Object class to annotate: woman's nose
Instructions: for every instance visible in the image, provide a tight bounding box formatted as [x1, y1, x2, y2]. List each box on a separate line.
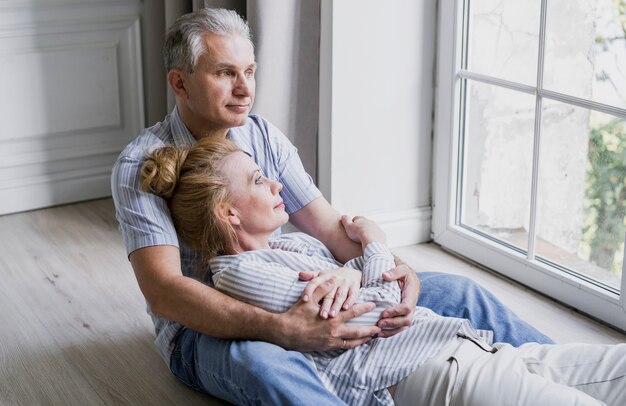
[272, 179, 283, 194]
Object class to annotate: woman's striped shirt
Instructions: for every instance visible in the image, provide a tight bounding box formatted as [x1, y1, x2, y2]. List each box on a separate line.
[210, 232, 493, 406]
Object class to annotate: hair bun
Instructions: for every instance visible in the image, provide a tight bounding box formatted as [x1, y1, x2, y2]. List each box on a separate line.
[141, 146, 189, 199]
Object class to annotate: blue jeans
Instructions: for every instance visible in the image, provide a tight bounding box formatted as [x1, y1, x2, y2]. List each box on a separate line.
[170, 272, 553, 405]
[170, 331, 345, 405]
[416, 272, 553, 346]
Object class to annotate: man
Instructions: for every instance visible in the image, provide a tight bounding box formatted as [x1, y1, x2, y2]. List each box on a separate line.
[112, 8, 552, 405]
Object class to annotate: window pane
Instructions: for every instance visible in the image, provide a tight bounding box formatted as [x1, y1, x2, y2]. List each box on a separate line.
[544, 0, 626, 110]
[467, 0, 541, 85]
[460, 80, 536, 251]
[536, 100, 625, 290]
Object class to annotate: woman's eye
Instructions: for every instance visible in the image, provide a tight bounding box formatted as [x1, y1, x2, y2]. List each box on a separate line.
[255, 176, 263, 185]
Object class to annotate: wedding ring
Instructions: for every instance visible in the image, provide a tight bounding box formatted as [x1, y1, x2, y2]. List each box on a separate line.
[342, 339, 346, 349]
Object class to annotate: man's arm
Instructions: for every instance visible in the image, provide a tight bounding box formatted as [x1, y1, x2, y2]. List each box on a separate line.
[289, 197, 362, 263]
[130, 245, 380, 351]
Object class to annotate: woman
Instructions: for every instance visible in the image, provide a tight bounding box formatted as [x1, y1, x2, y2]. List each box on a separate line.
[142, 137, 626, 406]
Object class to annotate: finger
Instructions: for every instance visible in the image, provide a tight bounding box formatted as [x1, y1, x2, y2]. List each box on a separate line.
[298, 270, 320, 282]
[377, 315, 412, 331]
[382, 266, 420, 309]
[376, 326, 410, 338]
[337, 324, 381, 341]
[342, 285, 359, 310]
[382, 265, 410, 282]
[380, 302, 412, 320]
[342, 336, 376, 350]
[340, 214, 351, 225]
[379, 298, 415, 330]
[302, 273, 334, 302]
[310, 277, 338, 305]
[338, 301, 376, 322]
[329, 286, 348, 317]
[319, 287, 337, 319]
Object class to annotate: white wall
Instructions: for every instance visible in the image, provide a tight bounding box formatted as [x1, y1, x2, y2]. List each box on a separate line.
[319, 0, 437, 247]
[0, 0, 144, 215]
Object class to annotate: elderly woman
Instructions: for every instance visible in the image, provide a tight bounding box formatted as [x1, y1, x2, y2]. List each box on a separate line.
[142, 137, 625, 406]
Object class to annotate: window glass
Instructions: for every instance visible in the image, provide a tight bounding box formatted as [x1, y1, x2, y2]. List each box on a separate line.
[543, 0, 626, 109]
[460, 80, 536, 252]
[467, 0, 541, 85]
[536, 102, 625, 289]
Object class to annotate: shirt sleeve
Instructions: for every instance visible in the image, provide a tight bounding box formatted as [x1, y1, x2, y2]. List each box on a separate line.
[210, 240, 399, 327]
[212, 257, 307, 313]
[344, 243, 400, 327]
[110, 138, 179, 256]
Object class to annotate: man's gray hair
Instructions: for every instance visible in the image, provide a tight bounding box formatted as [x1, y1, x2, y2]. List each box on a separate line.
[163, 8, 252, 73]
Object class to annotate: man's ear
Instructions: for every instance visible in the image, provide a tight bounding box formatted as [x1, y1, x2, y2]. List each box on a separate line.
[167, 69, 188, 99]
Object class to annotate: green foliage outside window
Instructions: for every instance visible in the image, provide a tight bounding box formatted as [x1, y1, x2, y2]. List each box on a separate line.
[580, 0, 626, 276]
[582, 119, 626, 273]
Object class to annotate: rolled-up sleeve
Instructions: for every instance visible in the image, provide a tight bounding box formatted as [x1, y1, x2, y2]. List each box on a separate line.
[110, 138, 179, 256]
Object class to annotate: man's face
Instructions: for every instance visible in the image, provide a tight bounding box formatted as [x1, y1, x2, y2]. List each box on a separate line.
[181, 33, 256, 135]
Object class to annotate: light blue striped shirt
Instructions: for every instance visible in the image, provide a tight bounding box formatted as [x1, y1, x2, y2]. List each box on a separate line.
[111, 107, 322, 362]
[210, 232, 493, 406]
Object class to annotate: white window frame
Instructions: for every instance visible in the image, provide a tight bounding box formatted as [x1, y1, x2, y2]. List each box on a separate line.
[432, 0, 626, 331]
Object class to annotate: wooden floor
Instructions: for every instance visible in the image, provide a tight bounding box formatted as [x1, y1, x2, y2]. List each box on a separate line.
[1, 199, 624, 405]
[0, 199, 220, 405]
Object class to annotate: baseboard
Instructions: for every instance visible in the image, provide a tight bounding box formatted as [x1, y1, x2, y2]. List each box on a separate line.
[0, 172, 112, 215]
[368, 207, 432, 248]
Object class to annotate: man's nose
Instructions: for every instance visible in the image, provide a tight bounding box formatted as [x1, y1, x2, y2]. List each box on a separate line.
[234, 73, 253, 96]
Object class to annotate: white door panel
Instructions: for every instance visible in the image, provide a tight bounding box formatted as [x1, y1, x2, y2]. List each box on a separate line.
[0, 1, 144, 215]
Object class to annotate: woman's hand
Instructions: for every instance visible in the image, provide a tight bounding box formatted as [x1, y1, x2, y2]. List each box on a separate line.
[340, 215, 386, 246]
[377, 263, 420, 337]
[299, 267, 361, 318]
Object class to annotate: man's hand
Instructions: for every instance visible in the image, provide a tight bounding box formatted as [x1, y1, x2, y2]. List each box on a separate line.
[377, 263, 420, 337]
[340, 215, 386, 246]
[274, 279, 381, 352]
[299, 267, 361, 319]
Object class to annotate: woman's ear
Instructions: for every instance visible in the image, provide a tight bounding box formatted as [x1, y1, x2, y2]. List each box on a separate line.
[227, 207, 241, 226]
[214, 203, 240, 226]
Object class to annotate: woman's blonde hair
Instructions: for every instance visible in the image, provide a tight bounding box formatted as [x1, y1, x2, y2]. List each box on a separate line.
[141, 137, 241, 272]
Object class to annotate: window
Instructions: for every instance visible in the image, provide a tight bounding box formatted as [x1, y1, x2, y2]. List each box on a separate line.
[433, 0, 626, 330]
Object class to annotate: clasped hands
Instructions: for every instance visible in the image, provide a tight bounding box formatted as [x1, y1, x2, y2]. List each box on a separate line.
[279, 214, 419, 352]
[292, 263, 418, 351]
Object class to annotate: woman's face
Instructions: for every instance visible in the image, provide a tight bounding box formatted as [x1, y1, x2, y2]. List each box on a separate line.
[220, 151, 289, 235]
